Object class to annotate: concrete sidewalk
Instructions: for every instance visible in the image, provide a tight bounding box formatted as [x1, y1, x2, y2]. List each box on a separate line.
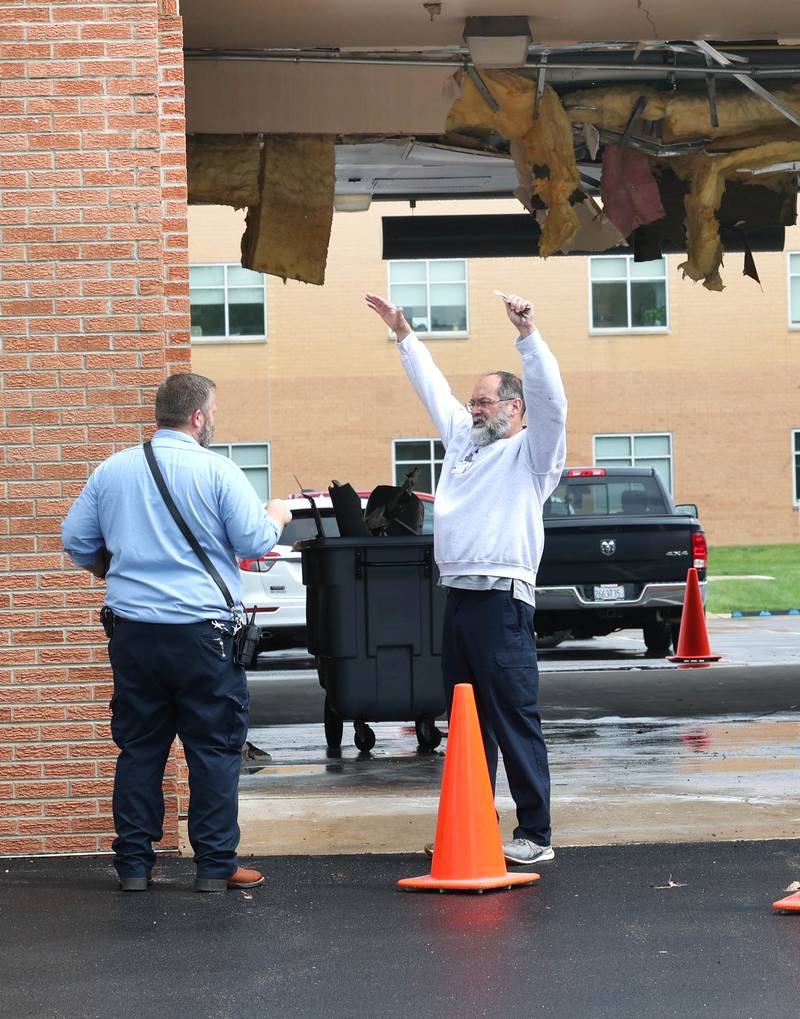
[2, 840, 799, 1018]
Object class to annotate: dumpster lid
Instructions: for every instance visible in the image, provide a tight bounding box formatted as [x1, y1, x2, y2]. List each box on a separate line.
[328, 481, 371, 537]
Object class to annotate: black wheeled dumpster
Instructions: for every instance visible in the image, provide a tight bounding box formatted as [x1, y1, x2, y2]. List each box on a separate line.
[300, 534, 447, 753]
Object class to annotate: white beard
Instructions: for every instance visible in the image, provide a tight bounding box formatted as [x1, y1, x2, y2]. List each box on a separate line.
[470, 410, 511, 447]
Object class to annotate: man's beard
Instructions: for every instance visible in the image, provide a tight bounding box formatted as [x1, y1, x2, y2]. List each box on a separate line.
[198, 420, 215, 448]
[470, 410, 511, 447]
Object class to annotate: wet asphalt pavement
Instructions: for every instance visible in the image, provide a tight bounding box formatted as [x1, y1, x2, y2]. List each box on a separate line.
[3, 842, 800, 1019]
[247, 616, 800, 725]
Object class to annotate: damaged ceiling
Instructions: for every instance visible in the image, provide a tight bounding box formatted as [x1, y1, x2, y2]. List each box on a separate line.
[181, 1, 800, 289]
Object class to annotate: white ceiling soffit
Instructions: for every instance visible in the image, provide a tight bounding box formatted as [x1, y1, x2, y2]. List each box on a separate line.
[181, 0, 800, 50]
[183, 1, 800, 136]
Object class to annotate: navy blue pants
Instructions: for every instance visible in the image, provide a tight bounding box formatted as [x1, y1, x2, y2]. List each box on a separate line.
[441, 588, 551, 845]
[108, 619, 248, 879]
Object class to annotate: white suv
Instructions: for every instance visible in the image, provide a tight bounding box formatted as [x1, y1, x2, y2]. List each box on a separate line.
[240, 490, 434, 654]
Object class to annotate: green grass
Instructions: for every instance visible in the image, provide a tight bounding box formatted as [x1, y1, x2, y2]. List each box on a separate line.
[705, 544, 800, 613]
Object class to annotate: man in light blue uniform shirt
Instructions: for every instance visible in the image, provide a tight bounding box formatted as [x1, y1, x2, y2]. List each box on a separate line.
[62, 372, 291, 892]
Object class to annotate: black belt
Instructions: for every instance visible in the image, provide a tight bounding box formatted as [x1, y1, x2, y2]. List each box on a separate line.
[112, 615, 227, 627]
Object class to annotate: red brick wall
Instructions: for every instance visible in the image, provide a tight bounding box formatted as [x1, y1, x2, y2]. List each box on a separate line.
[0, 0, 190, 855]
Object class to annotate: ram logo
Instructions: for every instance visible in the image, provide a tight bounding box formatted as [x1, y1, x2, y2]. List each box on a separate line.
[600, 539, 616, 556]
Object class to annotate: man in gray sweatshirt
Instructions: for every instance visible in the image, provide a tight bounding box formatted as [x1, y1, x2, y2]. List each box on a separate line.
[366, 291, 567, 865]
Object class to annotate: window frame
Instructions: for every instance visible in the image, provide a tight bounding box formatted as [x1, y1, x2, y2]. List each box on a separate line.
[588, 255, 670, 335]
[387, 258, 469, 338]
[189, 262, 268, 343]
[793, 430, 800, 504]
[592, 431, 674, 494]
[209, 441, 271, 500]
[392, 437, 446, 494]
[788, 252, 800, 330]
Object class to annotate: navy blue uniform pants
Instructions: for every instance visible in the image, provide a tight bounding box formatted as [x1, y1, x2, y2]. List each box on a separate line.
[441, 588, 551, 845]
[108, 619, 247, 879]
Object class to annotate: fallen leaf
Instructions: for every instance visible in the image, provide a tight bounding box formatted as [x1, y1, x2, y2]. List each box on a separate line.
[652, 874, 687, 890]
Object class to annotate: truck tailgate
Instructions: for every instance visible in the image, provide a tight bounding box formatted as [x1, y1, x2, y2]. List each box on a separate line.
[538, 516, 696, 586]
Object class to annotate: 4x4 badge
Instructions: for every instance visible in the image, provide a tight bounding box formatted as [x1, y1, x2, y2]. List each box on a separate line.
[600, 539, 616, 556]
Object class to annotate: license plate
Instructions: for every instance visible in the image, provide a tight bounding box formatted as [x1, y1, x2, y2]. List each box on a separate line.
[594, 584, 625, 601]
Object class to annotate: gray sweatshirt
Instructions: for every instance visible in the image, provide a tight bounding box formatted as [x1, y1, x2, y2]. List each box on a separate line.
[398, 329, 567, 593]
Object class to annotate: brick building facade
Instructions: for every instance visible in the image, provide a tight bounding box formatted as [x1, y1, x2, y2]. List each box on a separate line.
[1, 1, 189, 855]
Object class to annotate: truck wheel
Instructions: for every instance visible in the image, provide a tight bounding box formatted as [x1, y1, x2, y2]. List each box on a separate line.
[671, 622, 681, 652]
[643, 618, 673, 656]
[415, 716, 442, 752]
[354, 720, 376, 754]
[323, 696, 343, 751]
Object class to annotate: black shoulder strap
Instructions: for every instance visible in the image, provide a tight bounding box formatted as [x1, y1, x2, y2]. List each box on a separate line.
[142, 440, 236, 613]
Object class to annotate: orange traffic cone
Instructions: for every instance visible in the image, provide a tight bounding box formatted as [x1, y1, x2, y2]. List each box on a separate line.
[398, 683, 540, 893]
[772, 891, 800, 911]
[668, 567, 722, 663]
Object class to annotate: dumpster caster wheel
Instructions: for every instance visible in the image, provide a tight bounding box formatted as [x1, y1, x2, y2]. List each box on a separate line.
[324, 696, 343, 751]
[415, 717, 442, 752]
[354, 721, 375, 754]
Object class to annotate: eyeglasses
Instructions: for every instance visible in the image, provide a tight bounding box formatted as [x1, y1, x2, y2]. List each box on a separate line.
[465, 397, 515, 411]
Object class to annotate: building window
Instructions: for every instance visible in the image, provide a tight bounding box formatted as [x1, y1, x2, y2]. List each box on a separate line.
[793, 431, 800, 503]
[388, 259, 468, 336]
[594, 433, 673, 493]
[789, 253, 800, 328]
[393, 439, 445, 494]
[189, 263, 267, 341]
[589, 256, 668, 332]
[210, 443, 270, 500]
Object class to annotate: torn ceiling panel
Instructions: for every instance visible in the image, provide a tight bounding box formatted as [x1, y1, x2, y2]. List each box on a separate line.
[184, 39, 800, 290]
[555, 80, 800, 288]
[446, 71, 581, 255]
[243, 135, 335, 286]
[440, 64, 800, 289]
[186, 135, 261, 207]
[187, 134, 335, 286]
[670, 141, 800, 290]
[560, 83, 800, 144]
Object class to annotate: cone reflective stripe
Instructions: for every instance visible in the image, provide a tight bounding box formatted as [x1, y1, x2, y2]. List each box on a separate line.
[772, 891, 800, 911]
[398, 683, 540, 892]
[668, 567, 722, 664]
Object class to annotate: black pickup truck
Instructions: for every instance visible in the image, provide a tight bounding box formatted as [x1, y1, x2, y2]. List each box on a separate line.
[535, 467, 707, 654]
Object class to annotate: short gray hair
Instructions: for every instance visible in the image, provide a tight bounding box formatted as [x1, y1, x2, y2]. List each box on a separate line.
[489, 370, 526, 415]
[155, 372, 216, 428]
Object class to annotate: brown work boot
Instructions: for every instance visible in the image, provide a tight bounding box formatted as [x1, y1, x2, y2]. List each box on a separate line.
[227, 866, 264, 889]
[194, 866, 264, 893]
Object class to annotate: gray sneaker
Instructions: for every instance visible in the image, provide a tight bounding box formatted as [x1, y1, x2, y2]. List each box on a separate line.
[502, 839, 555, 865]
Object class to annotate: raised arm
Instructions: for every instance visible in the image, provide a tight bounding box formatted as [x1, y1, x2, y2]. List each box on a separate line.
[502, 294, 568, 480]
[518, 332, 567, 477]
[365, 293, 470, 447]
